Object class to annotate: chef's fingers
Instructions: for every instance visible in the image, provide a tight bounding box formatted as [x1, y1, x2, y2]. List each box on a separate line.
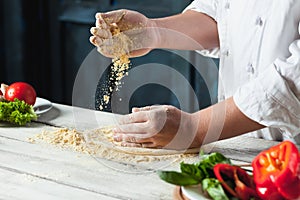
[118, 111, 149, 124]
[99, 10, 127, 25]
[120, 142, 155, 148]
[90, 36, 111, 48]
[113, 133, 150, 143]
[140, 143, 158, 148]
[132, 106, 151, 113]
[95, 17, 109, 29]
[96, 46, 115, 58]
[89, 36, 96, 46]
[89, 36, 103, 46]
[132, 105, 162, 113]
[90, 27, 112, 39]
[121, 142, 142, 148]
[114, 122, 149, 133]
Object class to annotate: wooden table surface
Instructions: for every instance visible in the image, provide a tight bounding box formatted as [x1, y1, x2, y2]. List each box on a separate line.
[0, 103, 296, 200]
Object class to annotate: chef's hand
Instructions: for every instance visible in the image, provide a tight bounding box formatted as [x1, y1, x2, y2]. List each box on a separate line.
[90, 9, 159, 58]
[113, 105, 202, 150]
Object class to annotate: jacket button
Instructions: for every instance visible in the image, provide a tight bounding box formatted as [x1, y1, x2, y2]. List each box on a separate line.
[225, 2, 230, 9]
[246, 63, 254, 73]
[223, 49, 230, 57]
[255, 17, 264, 26]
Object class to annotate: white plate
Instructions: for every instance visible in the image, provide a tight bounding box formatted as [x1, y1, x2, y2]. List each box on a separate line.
[181, 185, 210, 200]
[33, 97, 53, 114]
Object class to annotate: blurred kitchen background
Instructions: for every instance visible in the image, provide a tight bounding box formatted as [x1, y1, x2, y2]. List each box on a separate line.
[0, 0, 219, 113]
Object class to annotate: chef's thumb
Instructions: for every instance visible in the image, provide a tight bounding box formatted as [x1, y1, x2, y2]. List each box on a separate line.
[132, 107, 140, 113]
[96, 9, 127, 25]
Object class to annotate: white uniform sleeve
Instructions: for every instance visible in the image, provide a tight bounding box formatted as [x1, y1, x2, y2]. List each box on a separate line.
[233, 22, 300, 137]
[183, 0, 220, 58]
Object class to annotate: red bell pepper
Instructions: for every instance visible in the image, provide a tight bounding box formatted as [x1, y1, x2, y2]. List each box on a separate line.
[213, 163, 260, 200]
[252, 141, 300, 200]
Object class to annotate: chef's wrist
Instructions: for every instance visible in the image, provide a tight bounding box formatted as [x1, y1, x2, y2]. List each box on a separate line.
[148, 18, 163, 49]
[188, 112, 206, 147]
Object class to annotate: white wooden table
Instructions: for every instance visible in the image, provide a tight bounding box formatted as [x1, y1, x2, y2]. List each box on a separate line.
[0, 103, 294, 200]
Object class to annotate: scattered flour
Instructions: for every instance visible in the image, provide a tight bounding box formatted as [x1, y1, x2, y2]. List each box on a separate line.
[28, 127, 197, 164]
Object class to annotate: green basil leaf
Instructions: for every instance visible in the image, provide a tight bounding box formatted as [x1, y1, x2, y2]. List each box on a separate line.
[196, 152, 231, 178]
[202, 178, 230, 200]
[157, 171, 200, 186]
[158, 152, 232, 189]
[199, 152, 231, 167]
[180, 162, 205, 180]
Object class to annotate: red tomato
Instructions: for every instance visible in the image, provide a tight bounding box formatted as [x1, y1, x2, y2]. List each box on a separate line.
[5, 82, 37, 105]
[0, 90, 2, 96]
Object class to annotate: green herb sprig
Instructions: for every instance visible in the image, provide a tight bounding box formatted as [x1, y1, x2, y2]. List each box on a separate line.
[158, 152, 232, 200]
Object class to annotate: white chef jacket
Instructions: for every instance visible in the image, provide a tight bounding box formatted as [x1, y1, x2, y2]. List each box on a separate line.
[184, 0, 300, 144]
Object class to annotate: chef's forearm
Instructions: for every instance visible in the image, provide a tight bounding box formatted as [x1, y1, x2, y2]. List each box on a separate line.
[193, 97, 265, 144]
[152, 10, 219, 50]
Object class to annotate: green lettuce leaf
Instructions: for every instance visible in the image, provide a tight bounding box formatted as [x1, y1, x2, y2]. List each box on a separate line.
[0, 99, 37, 125]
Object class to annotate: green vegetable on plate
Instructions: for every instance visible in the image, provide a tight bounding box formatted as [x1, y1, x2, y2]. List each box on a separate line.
[0, 99, 37, 125]
[158, 152, 231, 186]
[157, 152, 243, 200]
[202, 178, 230, 200]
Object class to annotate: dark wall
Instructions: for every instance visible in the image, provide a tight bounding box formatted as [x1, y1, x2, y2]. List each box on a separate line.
[1, 0, 103, 104]
[1, 0, 59, 101]
[1, 0, 217, 112]
[0, 0, 4, 81]
[22, 1, 52, 99]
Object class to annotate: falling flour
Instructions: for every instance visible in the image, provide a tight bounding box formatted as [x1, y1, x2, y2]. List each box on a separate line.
[98, 23, 132, 111]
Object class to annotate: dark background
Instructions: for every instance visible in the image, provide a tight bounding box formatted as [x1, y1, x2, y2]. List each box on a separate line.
[0, 0, 218, 113]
